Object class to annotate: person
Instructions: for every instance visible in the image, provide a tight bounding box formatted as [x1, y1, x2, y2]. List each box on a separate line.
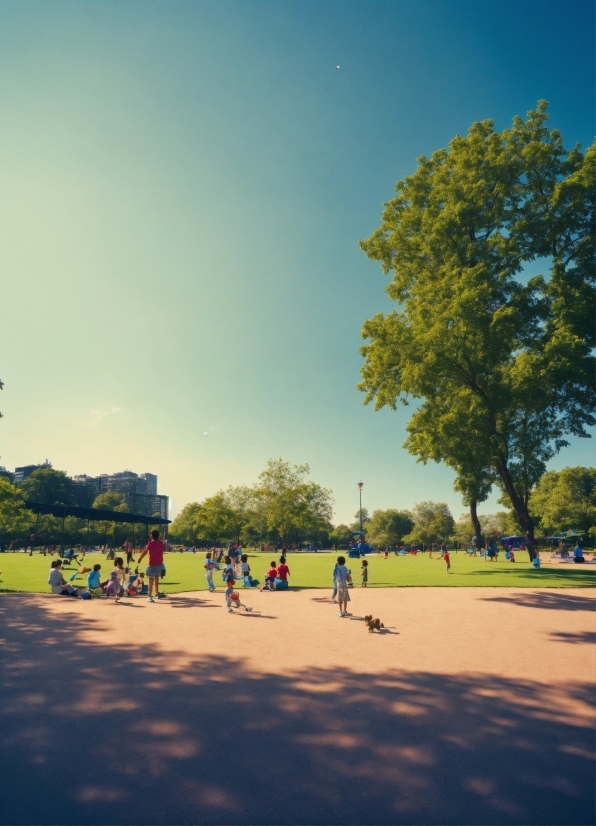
[487, 540, 497, 562]
[443, 549, 451, 572]
[47, 560, 79, 596]
[240, 554, 253, 587]
[221, 555, 234, 584]
[204, 551, 218, 591]
[334, 556, 351, 617]
[361, 559, 368, 587]
[224, 577, 253, 614]
[383, 549, 389, 559]
[105, 557, 126, 602]
[509, 549, 515, 562]
[123, 540, 134, 566]
[276, 557, 290, 584]
[346, 568, 354, 587]
[260, 561, 277, 591]
[573, 543, 585, 563]
[87, 563, 107, 595]
[137, 530, 166, 603]
[331, 560, 339, 601]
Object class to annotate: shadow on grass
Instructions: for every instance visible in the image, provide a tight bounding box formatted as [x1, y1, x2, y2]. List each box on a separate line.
[459, 567, 596, 586]
[0, 599, 593, 826]
[481, 592, 595, 612]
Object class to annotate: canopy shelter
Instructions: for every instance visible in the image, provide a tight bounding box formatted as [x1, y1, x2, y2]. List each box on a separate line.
[25, 501, 170, 553]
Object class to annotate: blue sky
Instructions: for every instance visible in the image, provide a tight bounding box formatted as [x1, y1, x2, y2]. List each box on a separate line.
[1, 0, 594, 521]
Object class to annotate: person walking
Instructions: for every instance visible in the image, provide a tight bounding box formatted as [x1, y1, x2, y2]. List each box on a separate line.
[137, 530, 165, 603]
[334, 556, 351, 617]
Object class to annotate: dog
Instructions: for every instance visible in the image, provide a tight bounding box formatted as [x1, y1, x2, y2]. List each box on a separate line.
[364, 614, 385, 632]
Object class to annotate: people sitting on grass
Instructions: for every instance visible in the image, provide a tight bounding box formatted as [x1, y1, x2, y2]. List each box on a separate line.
[47, 559, 79, 597]
[261, 560, 277, 591]
[87, 563, 108, 595]
[276, 557, 290, 589]
[104, 557, 125, 602]
[573, 543, 585, 564]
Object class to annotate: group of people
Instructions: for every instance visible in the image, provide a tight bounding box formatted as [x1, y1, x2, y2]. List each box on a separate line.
[47, 530, 168, 603]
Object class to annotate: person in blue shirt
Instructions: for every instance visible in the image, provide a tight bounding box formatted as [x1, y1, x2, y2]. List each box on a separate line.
[87, 563, 108, 594]
[573, 544, 585, 563]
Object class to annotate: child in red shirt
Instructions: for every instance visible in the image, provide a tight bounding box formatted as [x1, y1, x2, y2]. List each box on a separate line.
[443, 550, 451, 572]
[260, 561, 277, 591]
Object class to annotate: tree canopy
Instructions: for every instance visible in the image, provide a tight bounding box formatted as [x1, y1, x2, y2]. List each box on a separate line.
[367, 509, 414, 546]
[92, 492, 129, 512]
[359, 102, 595, 556]
[530, 467, 596, 539]
[22, 467, 75, 505]
[404, 501, 455, 547]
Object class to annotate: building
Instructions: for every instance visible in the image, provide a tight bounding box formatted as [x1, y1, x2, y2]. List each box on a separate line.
[14, 461, 51, 485]
[72, 469, 168, 519]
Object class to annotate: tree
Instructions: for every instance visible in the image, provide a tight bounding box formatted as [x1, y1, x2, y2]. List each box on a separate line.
[225, 485, 255, 543]
[329, 524, 353, 547]
[22, 468, 74, 505]
[359, 103, 595, 558]
[193, 492, 236, 547]
[92, 492, 129, 546]
[405, 501, 455, 548]
[253, 459, 333, 547]
[0, 478, 34, 549]
[92, 492, 129, 512]
[530, 467, 596, 537]
[367, 509, 414, 547]
[169, 502, 203, 544]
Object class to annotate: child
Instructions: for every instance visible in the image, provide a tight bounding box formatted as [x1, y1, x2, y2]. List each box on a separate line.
[384, 549, 389, 559]
[224, 577, 253, 613]
[260, 561, 277, 591]
[240, 554, 251, 586]
[334, 556, 351, 617]
[222, 556, 234, 584]
[509, 549, 515, 563]
[105, 557, 125, 602]
[361, 559, 368, 587]
[87, 563, 107, 596]
[346, 568, 354, 587]
[443, 550, 451, 572]
[331, 560, 339, 601]
[204, 551, 218, 592]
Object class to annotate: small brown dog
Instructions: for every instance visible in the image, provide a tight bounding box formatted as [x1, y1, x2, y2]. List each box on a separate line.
[364, 614, 384, 632]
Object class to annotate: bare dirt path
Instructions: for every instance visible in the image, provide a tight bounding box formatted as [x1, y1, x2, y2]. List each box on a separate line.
[0, 587, 594, 825]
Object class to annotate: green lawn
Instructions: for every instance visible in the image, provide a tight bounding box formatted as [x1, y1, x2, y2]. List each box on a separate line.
[1, 549, 595, 593]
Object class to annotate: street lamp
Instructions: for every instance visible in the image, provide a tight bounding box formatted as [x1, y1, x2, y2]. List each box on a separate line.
[358, 481, 363, 534]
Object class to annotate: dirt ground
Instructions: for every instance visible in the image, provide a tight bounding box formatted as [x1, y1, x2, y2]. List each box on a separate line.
[0, 587, 594, 825]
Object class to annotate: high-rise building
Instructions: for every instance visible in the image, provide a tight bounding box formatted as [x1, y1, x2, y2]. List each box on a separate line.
[71, 469, 168, 518]
[14, 461, 51, 485]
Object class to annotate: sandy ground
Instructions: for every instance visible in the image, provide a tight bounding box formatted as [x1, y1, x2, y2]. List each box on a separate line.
[0, 587, 594, 825]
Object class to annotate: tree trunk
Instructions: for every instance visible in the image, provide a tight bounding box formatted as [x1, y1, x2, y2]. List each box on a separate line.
[496, 459, 536, 560]
[469, 499, 484, 549]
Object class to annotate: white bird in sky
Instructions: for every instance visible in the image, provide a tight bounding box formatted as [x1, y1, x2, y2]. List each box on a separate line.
[335, 65, 340, 69]
[203, 431, 208, 437]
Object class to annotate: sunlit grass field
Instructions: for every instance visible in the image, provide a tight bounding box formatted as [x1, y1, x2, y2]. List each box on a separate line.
[1, 549, 594, 593]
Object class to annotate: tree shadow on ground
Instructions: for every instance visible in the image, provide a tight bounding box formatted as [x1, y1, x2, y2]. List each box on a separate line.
[481, 592, 596, 612]
[550, 630, 596, 644]
[0, 599, 593, 826]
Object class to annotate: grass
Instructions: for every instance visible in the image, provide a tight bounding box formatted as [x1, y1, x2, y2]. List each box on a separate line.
[1, 549, 595, 593]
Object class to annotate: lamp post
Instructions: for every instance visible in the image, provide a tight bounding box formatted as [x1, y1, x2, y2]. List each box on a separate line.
[358, 481, 363, 534]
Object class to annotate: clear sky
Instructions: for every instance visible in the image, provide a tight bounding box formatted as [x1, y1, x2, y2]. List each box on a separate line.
[1, 0, 594, 522]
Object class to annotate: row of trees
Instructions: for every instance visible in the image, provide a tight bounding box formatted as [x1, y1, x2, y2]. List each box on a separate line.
[359, 102, 595, 557]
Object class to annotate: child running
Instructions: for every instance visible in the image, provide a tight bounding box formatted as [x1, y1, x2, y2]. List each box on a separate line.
[443, 549, 451, 572]
[361, 559, 368, 587]
[334, 556, 351, 617]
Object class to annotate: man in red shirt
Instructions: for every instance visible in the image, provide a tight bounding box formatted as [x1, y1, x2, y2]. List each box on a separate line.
[137, 529, 166, 603]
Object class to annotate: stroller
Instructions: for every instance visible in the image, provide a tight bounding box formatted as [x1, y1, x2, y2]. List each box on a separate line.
[61, 548, 81, 566]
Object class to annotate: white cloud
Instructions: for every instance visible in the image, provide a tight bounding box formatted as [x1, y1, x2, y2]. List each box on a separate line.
[90, 406, 121, 421]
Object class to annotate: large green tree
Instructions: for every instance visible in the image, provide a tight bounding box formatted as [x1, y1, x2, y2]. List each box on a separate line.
[359, 103, 595, 558]
[253, 459, 333, 547]
[405, 501, 455, 548]
[22, 468, 75, 505]
[367, 509, 414, 547]
[530, 467, 596, 538]
[0, 478, 34, 549]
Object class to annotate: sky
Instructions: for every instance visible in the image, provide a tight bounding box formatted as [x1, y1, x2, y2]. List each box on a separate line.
[1, 0, 594, 523]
